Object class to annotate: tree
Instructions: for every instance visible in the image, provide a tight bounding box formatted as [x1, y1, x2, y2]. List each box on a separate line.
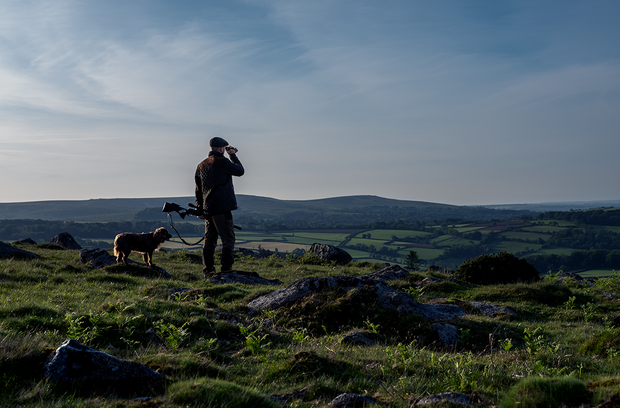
[404, 250, 421, 271]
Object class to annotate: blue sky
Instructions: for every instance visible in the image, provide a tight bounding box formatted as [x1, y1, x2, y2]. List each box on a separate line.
[1, 0, 619, 205]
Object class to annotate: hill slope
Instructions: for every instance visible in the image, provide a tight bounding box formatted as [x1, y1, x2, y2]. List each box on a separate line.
[0, 195, 532, 223]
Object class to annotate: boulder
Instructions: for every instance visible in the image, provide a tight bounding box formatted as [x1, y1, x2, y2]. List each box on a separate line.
[340, 332, 376, 346]
[432, 323, 461, 346]
[469, 301, 518, 318]
[359, 265, 410, 281]
[79, 248, 117, 268]
[13, 238, 37, 245]
[416, 392, 471, 406]
[0, 241, 38, 259]
[209, 271, 282, 286]
[50, 232, 82, 249]
[80, 248, 172, 279]
[329, 392, 378, 407]
[308, 243, 352, 265]
[44, 339, 164, 395]
[247, 275, 466, 320]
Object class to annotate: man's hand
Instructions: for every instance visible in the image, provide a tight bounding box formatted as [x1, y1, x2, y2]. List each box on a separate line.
[225, 146, 238, 155]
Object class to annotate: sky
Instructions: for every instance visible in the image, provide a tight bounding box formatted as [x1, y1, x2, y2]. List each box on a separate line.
[1, 0, 619, 206]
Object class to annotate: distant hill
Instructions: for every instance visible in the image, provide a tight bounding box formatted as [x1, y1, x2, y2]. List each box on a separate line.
[0, 195, 616, 224]
[0, 194, 532, 224]
[480, 200, 620, 212]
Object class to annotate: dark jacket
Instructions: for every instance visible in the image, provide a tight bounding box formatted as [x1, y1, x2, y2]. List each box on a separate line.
[195, 151, 244, 216]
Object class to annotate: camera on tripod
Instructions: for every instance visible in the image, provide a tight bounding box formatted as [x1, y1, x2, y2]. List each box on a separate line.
[162, 202, 204, 219]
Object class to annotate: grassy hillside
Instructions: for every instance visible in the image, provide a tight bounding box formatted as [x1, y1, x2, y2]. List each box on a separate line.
[0, 195, 533, 223]
[3, 245, 620, 406]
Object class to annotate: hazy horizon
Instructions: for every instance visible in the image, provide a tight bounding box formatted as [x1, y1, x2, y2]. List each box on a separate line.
[1, 1, 619, 206]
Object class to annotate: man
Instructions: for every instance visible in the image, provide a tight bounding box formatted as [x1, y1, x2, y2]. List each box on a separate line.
[195, 137, 244, 276]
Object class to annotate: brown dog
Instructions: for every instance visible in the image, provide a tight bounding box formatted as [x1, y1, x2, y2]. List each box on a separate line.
[113, 227, 173, 267]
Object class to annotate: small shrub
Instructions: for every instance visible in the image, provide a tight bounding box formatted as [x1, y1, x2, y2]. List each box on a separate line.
[454, 251, 540, 285]
[500, 376, 592, 408]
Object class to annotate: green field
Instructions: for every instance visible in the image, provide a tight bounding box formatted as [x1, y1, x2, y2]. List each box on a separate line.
[82, 216, 620, 276]
[7, 246, 620, 406]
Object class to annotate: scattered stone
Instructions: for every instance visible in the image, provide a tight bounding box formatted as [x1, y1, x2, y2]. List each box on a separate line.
[329, 392, 378, 407]
[0, 240, 38, 259]
[359, 265, 410, 281]
[13, 238, 37, 245]
[50, 232, 82, 249]
[270, 387, 309, 405]
[556, 272, 598, 286]
[79, 248, 172, 279]
[416, 392, 471, 406]
[372, 284, 466, 320]
[432, 323, 461, 346]
[247, 275, 466, 321]
[168, 287, 193, 296]
[603, 291, 619, 300]
[421, 277, 459, 284]
[80, 248, 117, 268]
[44, 339, 164, 395]
[469, 301, 518, 317]
[209, 271, 282, 286]
[340, 332, 376, 346]
[308, 243, 352, 265]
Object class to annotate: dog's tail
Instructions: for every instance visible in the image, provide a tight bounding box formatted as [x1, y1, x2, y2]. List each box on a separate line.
[113, 236, 120, 257]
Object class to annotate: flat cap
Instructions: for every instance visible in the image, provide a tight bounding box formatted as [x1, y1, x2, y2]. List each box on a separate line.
[210, 137, 229, 148]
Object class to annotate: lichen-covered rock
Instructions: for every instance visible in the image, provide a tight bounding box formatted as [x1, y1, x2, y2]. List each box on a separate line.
[432, 323, 461, 346]
[247, 275, 466, 321]
[80, 248, 117, 268]
[416, 392, 471, 406]
[80, 248, 172, 279]
[209, 271, 281, 286]
[340, 332, 376, 346]
[247, 276, 368, 314]
[44, 339, 164, 395]
[308, 243, 352, 265]
[0, 241, 38, 259]
[50, 232, 82, 249]
[359, 264, 410, 281]
[13, 238, 37, 245]
[469, 301, 518, 317]
[329, 392, 378, 407]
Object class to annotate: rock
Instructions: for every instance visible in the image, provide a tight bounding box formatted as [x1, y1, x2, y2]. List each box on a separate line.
[372, 284, 466, 320]
[416, 392, 471, 406]
[329, 392, 378, 407]
[209, 271, 282, 286]
[340, 332, 376, 346]
[13, 238, 37, 245]
[247, 276, 366, 313]
[308, 243, 352, 265]
[556, 272, 597, 286]
[44, 339, 164, 395]
[247, 275, 466, 321]
[469, 301, 518, 317]
[270, 387, 309, 405]
[80, 248, 172, 279]
[432, 323, 461, 346]
[51, 232, 82, 249]
[359, 265, 410, 281]
[80, 248, 117, 268]
[0, 241, 38, 259]
[603, 291, 619, 300]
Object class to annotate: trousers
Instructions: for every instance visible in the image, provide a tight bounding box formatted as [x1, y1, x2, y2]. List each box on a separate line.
[202, 211, 235, 272]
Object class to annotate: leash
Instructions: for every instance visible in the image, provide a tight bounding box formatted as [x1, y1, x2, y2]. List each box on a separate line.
[167, 213, 205, 246]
